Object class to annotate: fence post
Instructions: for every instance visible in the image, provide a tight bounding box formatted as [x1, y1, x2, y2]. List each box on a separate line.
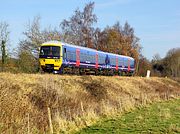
[27, 113, 30, 134]
[146, 70, 151, 78]
[81, 101, 84, 115]
[48, 107, 53, 134]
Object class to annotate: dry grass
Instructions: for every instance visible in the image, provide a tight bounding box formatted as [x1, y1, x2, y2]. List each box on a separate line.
[0, 73, 179, 133]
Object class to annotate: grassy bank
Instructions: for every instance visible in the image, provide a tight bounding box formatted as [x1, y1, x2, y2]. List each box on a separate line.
[0, 73, 179, 133]
[77, 99, 180, 134]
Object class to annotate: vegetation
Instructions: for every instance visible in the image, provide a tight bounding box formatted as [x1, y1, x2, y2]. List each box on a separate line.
[152, 48, 180, 77]
[77, 99, 180, 134]
[0, 22, 10, 72]
[0, 73, 179, 133]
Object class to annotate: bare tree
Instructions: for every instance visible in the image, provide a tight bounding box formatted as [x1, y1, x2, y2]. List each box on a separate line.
[60, 2, 97, 48]
[19, 16, 43, 57]
[152, 48, 180, 77]
[19, 16, 61, 58]
[0, 22, 10, 71]
[152, 53, 161, 62]
[151, 53, 164, 76]
[165, 48, 180, 77]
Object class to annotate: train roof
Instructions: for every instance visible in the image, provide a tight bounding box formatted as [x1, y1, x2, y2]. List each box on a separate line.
[62, 42, 97, 52]
[41, 41, 62, 46]
[41, 40, 134, 60]
[62, 42, 134, 60]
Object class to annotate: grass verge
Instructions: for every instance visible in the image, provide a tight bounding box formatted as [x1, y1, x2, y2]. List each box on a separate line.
[77, 99, 180, 134]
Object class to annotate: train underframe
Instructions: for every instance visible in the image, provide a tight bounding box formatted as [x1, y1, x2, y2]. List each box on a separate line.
[41, 64, 134, 76]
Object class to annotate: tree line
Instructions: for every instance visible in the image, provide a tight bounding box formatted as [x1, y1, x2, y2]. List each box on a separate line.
[0, 2, 179, 77]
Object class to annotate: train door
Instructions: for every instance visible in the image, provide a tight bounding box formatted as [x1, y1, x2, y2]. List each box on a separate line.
[76, 49, 80, 67]
[116, 56, 118, 70]
[128, 58, 130, 71]
[95, 52, 98, 68]
[63, 48, 67, 60]
[105, 54, 110, 68]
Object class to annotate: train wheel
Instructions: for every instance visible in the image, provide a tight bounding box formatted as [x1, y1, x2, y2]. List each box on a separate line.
[80, 68, 86, 75]
[59, 67, 64, 74]
[39, 67, 45, 74]
[118, 71, 122, 76]
[107, 70, 113, 76]
[104, 69, 108, 76]
[73, 67, 80, 75]
[95, 69, 99, 75]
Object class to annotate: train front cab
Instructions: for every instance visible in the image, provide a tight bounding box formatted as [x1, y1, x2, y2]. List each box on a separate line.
[39, 42, 63, 73]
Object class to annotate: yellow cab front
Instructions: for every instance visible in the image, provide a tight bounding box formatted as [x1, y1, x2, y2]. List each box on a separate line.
[39, 42, 63, 72]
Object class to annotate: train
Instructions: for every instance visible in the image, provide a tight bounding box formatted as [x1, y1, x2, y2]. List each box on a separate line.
[39, 41, 135, 75]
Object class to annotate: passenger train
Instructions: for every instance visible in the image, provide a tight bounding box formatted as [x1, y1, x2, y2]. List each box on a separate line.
[39, 41, 135, 75]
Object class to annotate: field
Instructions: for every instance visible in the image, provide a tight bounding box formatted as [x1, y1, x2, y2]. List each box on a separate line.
[77, 99, 180, 134]
[0, 73, 180, 133]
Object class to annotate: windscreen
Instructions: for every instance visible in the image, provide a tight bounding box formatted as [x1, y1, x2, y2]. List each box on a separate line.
[39, 46, 60, 58]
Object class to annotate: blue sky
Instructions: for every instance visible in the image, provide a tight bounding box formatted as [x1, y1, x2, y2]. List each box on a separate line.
[0, 0, 180, 60]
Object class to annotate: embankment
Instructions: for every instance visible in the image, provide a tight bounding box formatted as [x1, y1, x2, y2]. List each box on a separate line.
[0, 73, 179, 133]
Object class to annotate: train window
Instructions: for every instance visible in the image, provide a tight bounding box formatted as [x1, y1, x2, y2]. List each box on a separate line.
[80, 53, 85, 62]
[121, 61, 123, 66]
[91, 55, 95, 63]
[90, 55, 92, 63]
[123, 59, 125, 67]
[86, 55, 89, 61]
[114, 58, 116, 66]
[118, 58, 122, 67]
[102, 56, 105, 64]
[99, 56, 101, 64]
[85, 54, 88, 61]
[89, 55, 92, 63]
[72, 51, 76, 61]
[91, 55, 93, 63]
[92, 54, 96, 63]
[66, 50, 76, 61]
[80, 52, 82, 61]
[130, 60, 134, 68]
[88, 55, 90, 62]
[111, 57, 116, 66]
[84, 53, 86, 62]
[110, 57, 113, 65]
[124, 58, 128, 67]
[93, 55, 95, 63]
[103, 56, 105, 64]
[66, 51, 71, 60]
[40, 46, 60, 58]
[98, 56, 104, 64]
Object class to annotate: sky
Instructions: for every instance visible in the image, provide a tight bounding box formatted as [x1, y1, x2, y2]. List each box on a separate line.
[0, 0, 180, 60]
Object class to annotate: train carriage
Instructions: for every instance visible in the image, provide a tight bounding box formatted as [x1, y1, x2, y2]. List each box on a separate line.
[39, 41, 135, 75]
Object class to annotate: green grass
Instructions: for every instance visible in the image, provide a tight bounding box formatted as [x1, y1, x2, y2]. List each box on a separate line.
[76, 99, 180, 134]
